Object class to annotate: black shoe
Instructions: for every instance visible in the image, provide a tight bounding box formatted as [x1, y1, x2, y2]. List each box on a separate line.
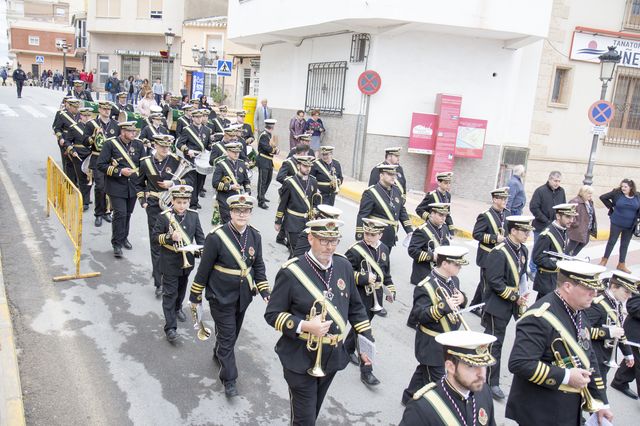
[258, 202, 268, 210]
[176, 309, 187, 322]
[375, 308, 388, 317]
[123, 239, 133, 250]
[113, 246, 123, 258]
[349, 352, 359, 366]
[201, 188, 207, 194]
[103, 214, 112, 223]
[155, 287, 163, 298]
[199, 191, 206, 198]
[490, 385, 505, 400]
[166, 329, 178, 343]
[276, 238, 288, 246]
[94, 216, 103, 227]
[224, 381, 239, 398]
[361, 372, 380, 386]
[471, 308, 483, 318]
[264, 198, 271, 202]
[611, 383, 639, 399]
[83, 205, 89, 211]
[196, 203, 202, 209]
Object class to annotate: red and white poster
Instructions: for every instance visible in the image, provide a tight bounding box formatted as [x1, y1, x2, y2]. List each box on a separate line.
[425, 94, 461, 191]
[408, 113, 438, 154]
[455, 117, 487, 158]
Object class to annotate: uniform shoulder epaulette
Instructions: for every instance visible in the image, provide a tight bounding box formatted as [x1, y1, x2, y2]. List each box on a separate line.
[282, 257, 299, 268]
[593, 295, 605, 304]
[412, 382, 437, 400]
[209, 224, 224, 234]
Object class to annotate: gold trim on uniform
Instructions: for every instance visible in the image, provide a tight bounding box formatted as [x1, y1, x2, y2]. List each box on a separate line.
[275, 312, 292, 332]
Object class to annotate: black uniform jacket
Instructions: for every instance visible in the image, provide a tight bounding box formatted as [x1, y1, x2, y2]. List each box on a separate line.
[533, 223, 567, 296]
[52, 109, 80, 140]
[287, 147, 314, 158]
[585, 292, 633, 365]
[276, 175, 319, 233]
[63, 120, 92, 159]
[356, 183, 413, 248]
[96, 136, 145, 198]
[276, 157, 297, 186]
[238, 123, 253, 141]
[66, 88, 93, 101]
[134, 154, 185, 207]
[624, 293, 640, 344]
[256, 130, 278, 168]
[208, 140, 226, 166]
[110, 102, 133, 120]
[264, 253, 374, 375]
[175, 115, 191, 138]
[139, 123, 169, 144]
[176, 124, 211, 163]
[345, 240, 396, 311]
[416, 188, 454, 230]
[368, 161, 407, 196]
[152, 209, 204, 276]
[190, 223, 270, 310]
[408, 271, 466, 365]
[408, 220, 450, 284]
[310, 159, 343, 196]
[472, 207, 508, 267]
[506, 292, 608, 426]
[212, 158, 251, 203]
[207, 116, 225, 134]
[88, 117, 120, 152]
[483, 239, 528, 321]
[400, 380, 496, 426]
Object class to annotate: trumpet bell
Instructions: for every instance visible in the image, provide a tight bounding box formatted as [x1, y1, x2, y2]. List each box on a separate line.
[197, 326, 212, 341]
[307, 365, 326, 377]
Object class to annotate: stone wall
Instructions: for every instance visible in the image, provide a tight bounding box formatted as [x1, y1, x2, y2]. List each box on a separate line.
[452, 144, 502, 201]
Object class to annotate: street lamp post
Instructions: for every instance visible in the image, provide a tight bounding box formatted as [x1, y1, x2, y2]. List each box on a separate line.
[583, 46, 622, 186]
[191, 45, 218, 98]
[164, 29, 175, 93]
[56, 40, 69, 90]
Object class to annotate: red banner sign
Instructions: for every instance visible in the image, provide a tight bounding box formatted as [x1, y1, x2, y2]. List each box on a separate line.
[455, 117, 487, 158]
[426, 94, 461, 190]
[408, 113, 438, 154]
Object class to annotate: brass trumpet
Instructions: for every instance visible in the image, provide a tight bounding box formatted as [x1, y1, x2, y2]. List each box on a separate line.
[435, 286, 470, 330]
[330, 166, 340, 194]
[190, 304, 212, 341]
[168, 213, 192, 269]
[361, 260, 383, 312]
[269, 133, 280, 155]
[551, 337, 605, 413]
[310, 192, 323, 219]
[306, 294, 329, 377]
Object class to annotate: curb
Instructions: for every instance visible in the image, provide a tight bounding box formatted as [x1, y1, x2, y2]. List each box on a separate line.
[0, 250, 26, 426]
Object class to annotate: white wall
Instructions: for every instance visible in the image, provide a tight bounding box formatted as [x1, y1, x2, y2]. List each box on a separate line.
[87, 0, 184, 37]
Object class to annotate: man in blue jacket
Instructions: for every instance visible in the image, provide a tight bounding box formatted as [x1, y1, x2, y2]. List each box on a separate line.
[506, 165, 526, 216]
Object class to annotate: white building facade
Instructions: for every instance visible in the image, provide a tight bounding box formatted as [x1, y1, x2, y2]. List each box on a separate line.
[228, 0, 553, 198]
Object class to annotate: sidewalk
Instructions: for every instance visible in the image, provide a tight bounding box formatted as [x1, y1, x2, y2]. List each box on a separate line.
[273, 156, 611, 241]
[0, 251, 26, 426]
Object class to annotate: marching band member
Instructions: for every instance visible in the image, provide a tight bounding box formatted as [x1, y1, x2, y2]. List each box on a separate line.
[416, 172, 454, 233]
[52, 97, 81, 183]
[162, 95, 182, 135]
[265, 219, 374, 425]
[176, 109, 211, 209]
[66, 79, 93, 101]
[111, 92, 133, 120]
[208, 125, 228, 166]
[175, 104, 194, 138]
[532, 203, 578, 299]
[400, 330, 497, 426]
[87, 101, 119, 227]
[345, 218, 395, 386]
[135, 134, 185, 297]
[585, 270, 637, 386]
[403, 246, 469, 405]
[152, 185, 204, 342]
[63, 106, 94, 211]
[256, 118, 278, 209]
[288, 134, 315, 157]
[275, 155, 320, 258]
[96, 121, 145, 258]
[235, 110, 254, 144]
[139, 111, 169, 156]
[310, 146, 343, 206]
[189, 194, 270, 397]
[408, 203, 451, 285]
[469, 188, 510, 311]
[482, 215, 533, 400]
[368, 147, 407, 197]
[277, 146, 308, 186]
[356, 164, 413, 254]
[506, 261, 612, 426]
[212, 142, 251, 224]
[292, 204, 342, 258]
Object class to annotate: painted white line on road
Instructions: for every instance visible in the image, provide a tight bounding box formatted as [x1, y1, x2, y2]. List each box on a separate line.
[0, 104, 18, 117]
[43, 106, 59, 114]
[20, 105, 46, 118]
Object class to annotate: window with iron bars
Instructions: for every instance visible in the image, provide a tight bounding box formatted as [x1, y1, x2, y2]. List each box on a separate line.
[605, 66, 640, 148]
[350, 34, 370, 63]
[305, 61, 347, 116]
[623, 0, 640, 30]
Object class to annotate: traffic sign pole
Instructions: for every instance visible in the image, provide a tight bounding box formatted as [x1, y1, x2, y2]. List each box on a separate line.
[583, 84, 612, 186]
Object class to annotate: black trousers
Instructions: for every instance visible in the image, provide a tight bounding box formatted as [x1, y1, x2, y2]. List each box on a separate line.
[319, 191, 335, 206]
[612, 346, 640, 394]
[287, 231, 301, 259]
[218, 196, 231, 224]
[276, 227, 287, 243]
[196, 171, 206, 194]
[257, 167, 273, 203]
[90, 156, 107, 217]
[208, 298, 247, 383]
[162, 273, 190, 332]
[283, 368, 337, 426]
[604, 223, 634, 263]
[470, 267, 486, 306]
[16, 80, 23, 97]
[59, 146, 77, 184]
[483, 313, 509, 387]
[184, 170, 199, 208]
[145, 203, 162, 288]
[345, 307, 375, 374]
[402, 365, 445, 405]
[110, 195, 136, 248]
[71, 156, 91, 206]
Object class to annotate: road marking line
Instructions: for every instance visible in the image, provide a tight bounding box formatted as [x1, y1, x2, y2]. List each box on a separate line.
[20, 105, 46, 118]
[0, 104, 18, 117]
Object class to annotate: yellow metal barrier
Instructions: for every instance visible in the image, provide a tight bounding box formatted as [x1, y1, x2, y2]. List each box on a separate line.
[45, 156, 101, 282]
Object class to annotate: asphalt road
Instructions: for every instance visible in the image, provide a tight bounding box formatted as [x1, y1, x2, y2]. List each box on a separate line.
[1, 86, 639, 425]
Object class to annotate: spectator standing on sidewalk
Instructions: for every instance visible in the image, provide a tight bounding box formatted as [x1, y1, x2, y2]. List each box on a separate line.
[87, 69, 94, 92]
[137, 90, 157, 117]
[125, 76, 135, 104]
[528, 171, 566, 275]
[506, 165, 526, 215]
[106, 71, 121, 102]
[599, 179, 640, 273]
[288, 110, 307, 149]
[566, 185, 597, 256]
[133, 75, 143, 105]
[306, 109, 325, 157]
[12, 64, 27, 98]
[152, 78, 164, 105]
[1, 67, 8, 86]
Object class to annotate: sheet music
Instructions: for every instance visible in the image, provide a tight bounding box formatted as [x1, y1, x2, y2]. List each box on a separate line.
[357, 334, 376, 366]
[585, 413, 613, 426]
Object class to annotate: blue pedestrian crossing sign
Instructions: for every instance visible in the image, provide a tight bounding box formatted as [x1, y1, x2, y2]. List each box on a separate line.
[588, 100, 614, 125]
[216, 60, 232, 77]
[35, 55, 44, 64]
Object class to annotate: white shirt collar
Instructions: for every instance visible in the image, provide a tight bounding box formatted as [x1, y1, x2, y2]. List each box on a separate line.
[306, 250, 332, 270]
